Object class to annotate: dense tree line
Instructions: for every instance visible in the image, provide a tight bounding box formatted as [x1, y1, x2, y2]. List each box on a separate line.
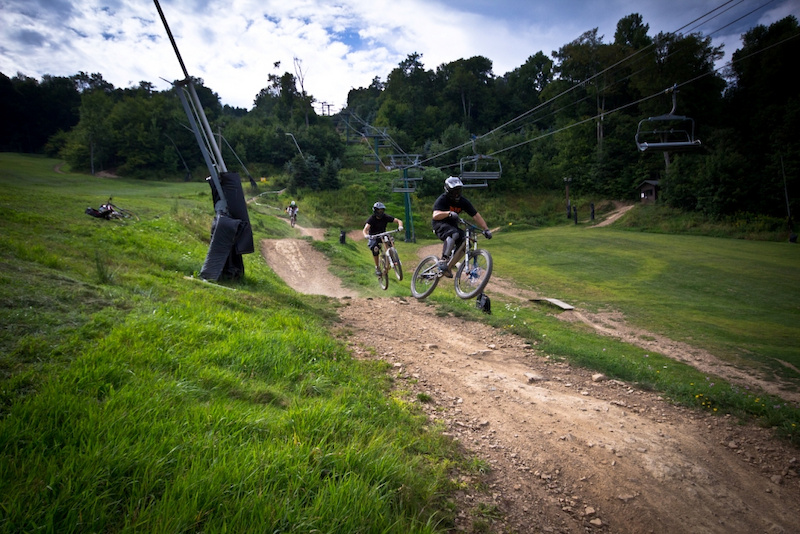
[1, 13, 797, 220]
[349, 14, 798, 220]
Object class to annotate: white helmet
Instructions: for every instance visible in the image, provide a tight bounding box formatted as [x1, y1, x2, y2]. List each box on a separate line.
[444, 176, 463, 200]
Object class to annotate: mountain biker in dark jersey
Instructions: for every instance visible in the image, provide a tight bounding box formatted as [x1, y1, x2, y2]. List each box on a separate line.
[286, 200, 298, 218]
[431, 176, 492, 277]
[363, 202, 403, 276]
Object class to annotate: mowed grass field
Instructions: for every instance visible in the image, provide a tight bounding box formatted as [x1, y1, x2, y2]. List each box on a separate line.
[492, 225, 800, 380]
[1, 153, 798, 533]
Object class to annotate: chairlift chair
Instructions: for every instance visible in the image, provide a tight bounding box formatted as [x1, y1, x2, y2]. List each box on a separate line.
[459, 134, 502, 187]
[635, 85, 701, 153]
[390, 155, 423, 193]
[459, 154, 502, 188]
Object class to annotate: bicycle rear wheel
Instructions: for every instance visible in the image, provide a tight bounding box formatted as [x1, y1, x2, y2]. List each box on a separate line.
[389, 248, 403, 281]
[378, 255, 389, 290]
[454, 249, 492, 299]
[411, 255, 440, 299]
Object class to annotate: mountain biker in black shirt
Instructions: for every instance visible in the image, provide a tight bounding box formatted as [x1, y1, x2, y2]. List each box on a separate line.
[431, 176, 492, 277]
[363, 202, 403, 276]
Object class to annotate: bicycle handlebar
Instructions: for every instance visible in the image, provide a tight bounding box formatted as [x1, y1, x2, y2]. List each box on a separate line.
[371, 229, 401, 238]
[458, 218, 481, 230]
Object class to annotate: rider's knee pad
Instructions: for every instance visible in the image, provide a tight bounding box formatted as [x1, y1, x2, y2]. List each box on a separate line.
[442, 235, 456, 258]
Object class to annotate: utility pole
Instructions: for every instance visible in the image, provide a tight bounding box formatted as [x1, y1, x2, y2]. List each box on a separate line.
[564, 177, 572, 218]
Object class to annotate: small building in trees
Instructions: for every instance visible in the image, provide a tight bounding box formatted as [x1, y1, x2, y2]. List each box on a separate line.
[638, 180, 659, 203]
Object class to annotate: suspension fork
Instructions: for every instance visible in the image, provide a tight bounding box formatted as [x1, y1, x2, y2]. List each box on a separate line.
[383, 237, 394, 269]
[462, 229, 479, 269]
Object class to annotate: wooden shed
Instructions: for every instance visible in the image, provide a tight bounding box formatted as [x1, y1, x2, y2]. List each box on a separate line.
[638, 180, 659, 203]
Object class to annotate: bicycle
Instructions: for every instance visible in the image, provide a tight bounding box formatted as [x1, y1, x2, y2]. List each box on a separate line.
[286, 207, 298, 227]
[372, 229, 403, 290]
[411, 218, 492, 300]
[88, 197, 139, 221]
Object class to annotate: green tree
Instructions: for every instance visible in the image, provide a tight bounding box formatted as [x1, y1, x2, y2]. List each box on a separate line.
[724, 16, 800, 217]
[320, 157, 341, 191]
[254, 72, 313, 126]
[346, 76, 384, 124]
[63, 90, 114, 174]
[287, 153, 320, 192]
[499, 51, 553, 123]
[438, 56, 495, 131]
[376, 53, 436, 141]
[0, 73, 80, 153]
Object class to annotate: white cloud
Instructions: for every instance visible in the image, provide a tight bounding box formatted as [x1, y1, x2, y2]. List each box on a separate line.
[0, 0, 797, 110]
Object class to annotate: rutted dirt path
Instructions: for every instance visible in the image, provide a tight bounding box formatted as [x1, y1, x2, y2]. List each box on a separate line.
[259, 215, 800, 534]
[260, 221, 354, 298]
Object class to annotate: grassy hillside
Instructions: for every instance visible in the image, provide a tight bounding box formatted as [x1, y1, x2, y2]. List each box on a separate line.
[0, 154, 460, 533]
[2, 154, 798, 533]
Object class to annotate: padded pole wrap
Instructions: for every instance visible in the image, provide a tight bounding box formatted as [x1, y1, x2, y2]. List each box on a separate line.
[199, 214, 244, 281]
[200, 172, 254, 281]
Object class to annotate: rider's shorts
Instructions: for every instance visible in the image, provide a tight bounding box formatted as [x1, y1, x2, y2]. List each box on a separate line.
[368, 237, 380, 256]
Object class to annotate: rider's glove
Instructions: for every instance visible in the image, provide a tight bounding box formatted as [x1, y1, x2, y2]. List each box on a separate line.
[448, 211, 459, 221]
[398, 226, 404, 231]
[483, 229, 493, 239]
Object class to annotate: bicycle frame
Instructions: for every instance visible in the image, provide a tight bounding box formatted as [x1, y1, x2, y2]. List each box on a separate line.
[446, 219, 479, 272]
[372, 229, 403, 289]
[374, 230, 400, 269]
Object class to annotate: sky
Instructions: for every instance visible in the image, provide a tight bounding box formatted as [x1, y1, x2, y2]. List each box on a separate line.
[1, 0, 798, 112]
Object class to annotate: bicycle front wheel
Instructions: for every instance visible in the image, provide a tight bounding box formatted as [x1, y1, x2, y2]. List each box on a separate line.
[116, 208, 139, 221]
[454, 249, 492, 299]
[389, 248, 403, 281]
[378, 255, 389, 290]
[411, 255, 439, 299]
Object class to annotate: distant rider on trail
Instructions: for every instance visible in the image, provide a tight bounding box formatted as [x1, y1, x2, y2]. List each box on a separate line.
[286, 200, 298, 226]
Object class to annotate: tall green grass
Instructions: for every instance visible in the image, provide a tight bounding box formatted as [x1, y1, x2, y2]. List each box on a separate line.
[0, 154, 461, 533]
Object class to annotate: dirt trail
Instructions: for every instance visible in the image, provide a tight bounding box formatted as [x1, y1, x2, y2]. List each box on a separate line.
[260, 222, 354, 298]
[592, 202, 635, 227]
[259, 213, 800, 534]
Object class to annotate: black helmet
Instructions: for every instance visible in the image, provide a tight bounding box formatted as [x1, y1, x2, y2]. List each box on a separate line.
[444, 176, 463, 200]
[372, 201, 386, 215]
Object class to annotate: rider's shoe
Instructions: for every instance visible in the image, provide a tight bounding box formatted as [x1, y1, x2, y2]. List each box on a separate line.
[375, 267, 381, 276]
[437, 260, 452, 278]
